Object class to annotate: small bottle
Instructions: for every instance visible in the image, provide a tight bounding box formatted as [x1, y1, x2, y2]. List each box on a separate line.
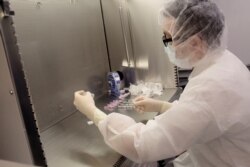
[108, 71, 123, 98]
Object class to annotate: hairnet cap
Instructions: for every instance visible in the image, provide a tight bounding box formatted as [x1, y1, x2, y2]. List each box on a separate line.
[159, 0, 226, 50]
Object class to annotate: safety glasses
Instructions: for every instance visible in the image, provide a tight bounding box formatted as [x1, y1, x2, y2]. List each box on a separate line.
[162, 35, 172, 47]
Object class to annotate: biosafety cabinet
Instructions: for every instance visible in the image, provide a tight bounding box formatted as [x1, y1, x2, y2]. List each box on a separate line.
[2, 0, 250, 166]
[0, 0, 181, 166]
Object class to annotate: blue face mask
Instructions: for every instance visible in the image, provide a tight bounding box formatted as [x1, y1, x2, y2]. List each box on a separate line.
[164, 45, 194, 69]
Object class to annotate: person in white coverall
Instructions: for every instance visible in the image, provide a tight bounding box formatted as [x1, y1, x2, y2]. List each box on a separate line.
[73, 0, 250, 166]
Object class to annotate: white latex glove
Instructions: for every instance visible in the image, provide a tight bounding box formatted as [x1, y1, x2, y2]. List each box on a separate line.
[133, 96, 172, 113]
[74, 90, 107, 125]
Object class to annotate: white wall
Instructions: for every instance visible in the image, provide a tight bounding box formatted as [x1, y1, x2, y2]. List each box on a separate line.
[215, 0, 250, 65]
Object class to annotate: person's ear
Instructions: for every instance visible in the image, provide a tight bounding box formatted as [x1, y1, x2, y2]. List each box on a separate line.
[190, 36, 207, 59]
[190, 36, 202, 48]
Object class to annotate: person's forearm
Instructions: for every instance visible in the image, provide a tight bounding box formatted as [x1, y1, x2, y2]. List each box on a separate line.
[82, 106, 107, 126]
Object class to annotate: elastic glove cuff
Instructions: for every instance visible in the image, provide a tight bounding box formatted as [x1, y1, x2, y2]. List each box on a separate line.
[93, 108, 107, 126]
[160, 102, 172, 113]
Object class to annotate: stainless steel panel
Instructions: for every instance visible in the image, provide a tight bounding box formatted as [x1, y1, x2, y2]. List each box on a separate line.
[102, 0, 176, 88]
[0, 30, 33, 164]
[101, 0, 128, 71]
[127, 0, 176, 88]
[10, 0, 110, 131]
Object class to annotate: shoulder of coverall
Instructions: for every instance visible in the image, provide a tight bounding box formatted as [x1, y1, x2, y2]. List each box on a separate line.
[180, 50, 239, 101]
[190, 49, 249, 82]
[188, 48, 227, 79]
[180, 49, 247, 114]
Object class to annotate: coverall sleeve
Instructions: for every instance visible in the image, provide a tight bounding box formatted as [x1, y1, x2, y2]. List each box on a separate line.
[98, 84, 221, 163]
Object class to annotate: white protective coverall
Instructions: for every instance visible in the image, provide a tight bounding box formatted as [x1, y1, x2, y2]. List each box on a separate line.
[98, 50, 250, 167]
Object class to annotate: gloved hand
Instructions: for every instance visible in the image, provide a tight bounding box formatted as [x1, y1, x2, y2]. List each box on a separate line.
[74, 90, 107, 125]
[133, 96, 172, 113]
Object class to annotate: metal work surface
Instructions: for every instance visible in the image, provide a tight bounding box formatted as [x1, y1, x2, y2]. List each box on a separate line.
[41, 88, 177, 167]
[10, 0, 110, 131]
[111, 88, 178, 122]
[41, 112, 120, 167]
[0, 160, 37, 167]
